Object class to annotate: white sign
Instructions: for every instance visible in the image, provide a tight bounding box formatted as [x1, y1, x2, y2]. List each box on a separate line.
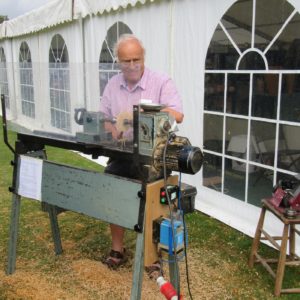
[18, 155, 43, 200]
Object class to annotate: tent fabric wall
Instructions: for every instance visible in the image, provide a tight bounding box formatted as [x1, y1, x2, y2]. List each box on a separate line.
[0, 0, 300, 253]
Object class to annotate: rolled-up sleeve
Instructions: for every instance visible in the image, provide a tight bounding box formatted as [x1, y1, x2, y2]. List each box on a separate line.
[159, 78, 183, 113]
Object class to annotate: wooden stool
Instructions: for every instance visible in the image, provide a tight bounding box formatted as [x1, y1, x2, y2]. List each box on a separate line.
[249, 199, 300, 296]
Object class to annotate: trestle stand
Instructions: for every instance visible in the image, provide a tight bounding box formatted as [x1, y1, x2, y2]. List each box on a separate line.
[249, 199, 300, 296]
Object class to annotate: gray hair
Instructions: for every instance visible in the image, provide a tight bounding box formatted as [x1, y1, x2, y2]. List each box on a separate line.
[113, 34, 145, 61]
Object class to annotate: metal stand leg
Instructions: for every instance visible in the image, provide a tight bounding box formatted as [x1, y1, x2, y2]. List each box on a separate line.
[6, 193, 21, 274]
[40, 149, 63, 255]
[169, 254, 179, 291]
[130, 230, 145, 300]
[48, 205, 63, 255]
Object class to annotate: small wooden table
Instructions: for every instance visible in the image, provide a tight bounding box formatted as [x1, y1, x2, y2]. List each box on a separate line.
[249, 199, 300, 296]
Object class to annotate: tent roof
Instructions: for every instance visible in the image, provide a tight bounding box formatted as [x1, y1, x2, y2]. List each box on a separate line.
[74, 0, 154, 17]
[0, 0, 154, 39]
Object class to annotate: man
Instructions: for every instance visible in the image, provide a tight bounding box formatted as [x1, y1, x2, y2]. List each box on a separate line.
[100, 34, 184, 268]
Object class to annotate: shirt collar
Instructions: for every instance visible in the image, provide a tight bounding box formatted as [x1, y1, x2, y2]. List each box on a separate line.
[120, 67, 148, 91]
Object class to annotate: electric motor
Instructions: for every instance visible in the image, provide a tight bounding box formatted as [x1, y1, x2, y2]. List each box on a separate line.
[153, 136, 203, 174]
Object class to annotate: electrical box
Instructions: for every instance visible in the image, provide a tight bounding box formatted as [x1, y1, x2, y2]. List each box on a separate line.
[159, 183, 197, 214]
[153, 217, 184, 253]
[179, 183, 197, 214]
[160, 185, 178, 205]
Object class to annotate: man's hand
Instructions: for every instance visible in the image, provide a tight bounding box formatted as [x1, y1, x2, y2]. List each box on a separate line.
[104, 122, 119, 139]
[161, 107, 184, 123]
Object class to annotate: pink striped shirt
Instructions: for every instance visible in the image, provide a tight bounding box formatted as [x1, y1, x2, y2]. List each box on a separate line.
[100, 67, 182, 119]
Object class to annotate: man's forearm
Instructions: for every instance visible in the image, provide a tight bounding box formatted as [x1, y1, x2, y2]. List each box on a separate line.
[162, 107, 184, 123]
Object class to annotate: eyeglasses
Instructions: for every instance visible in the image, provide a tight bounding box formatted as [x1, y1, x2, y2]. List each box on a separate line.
[119, 58, 143, 68]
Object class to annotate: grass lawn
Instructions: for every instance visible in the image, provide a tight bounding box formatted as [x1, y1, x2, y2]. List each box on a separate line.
[0, 124, 300, 299]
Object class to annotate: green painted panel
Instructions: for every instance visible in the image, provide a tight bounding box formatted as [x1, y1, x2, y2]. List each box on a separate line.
[41, 161, 142, 230]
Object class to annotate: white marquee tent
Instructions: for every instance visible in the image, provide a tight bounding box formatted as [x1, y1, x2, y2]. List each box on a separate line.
[1, 0, 300, 251]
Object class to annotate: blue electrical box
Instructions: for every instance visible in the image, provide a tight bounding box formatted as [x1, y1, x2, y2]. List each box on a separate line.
[159, 218, 184, 253]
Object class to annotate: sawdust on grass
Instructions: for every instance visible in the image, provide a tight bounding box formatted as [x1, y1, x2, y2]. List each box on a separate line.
[0, 247, 268, 300]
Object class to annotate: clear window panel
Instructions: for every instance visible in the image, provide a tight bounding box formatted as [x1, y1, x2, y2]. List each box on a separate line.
[65, 92, 70, 111]
[105, 25, 118, 54]
[19, 42, 32, 63]
[0, 49, 10, 109]
[221, 0, 252, 50]
[248, 165, 274, 207]
[55, 110, 61, 129]
[225, 158, 246, 201]
[118, 22, 133, 36]
[238, 52, 266, 70]
[255, 0, 294, 52]
[99, 68, 119, 97]
[29, 102, 35, 118]
[203, 0, 300, 204]
[0, 83, 9, 109]
[21, 101, 26, 115]
[49, 35, 70, 132]
[20, 67, 26, 84]
[277, 171, 299, 183]
[204, 73, 224, 112]
[99, 42, 113, 63]
[250, 120, 276, 165]
[60, 112, 66, 130]
[226, 117, 248, 157]
[20, 83, 35, 118]
[281, 73, 300, 122]
[203, 114, 223, 153]
[227, 74, 250, 115]
[19, 42, 35, 119]
[60, 91, 65, 110]
[51, 109, 55, 127]
[265, 12, 300, 70]
[278, 124, 300, 172]
[205, 24, 240, 70]
[63, 69, 70, 90]
[49, 35, 68, 63]
[252, 73, 278, 119]
[203, 153, 222, 192]
[50, 90, 54, 107]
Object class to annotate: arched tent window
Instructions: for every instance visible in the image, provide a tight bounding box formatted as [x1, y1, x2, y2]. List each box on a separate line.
[0, 47, 9, 109]
[19, 41, 35, 118]
[203, 0, 300, 206]
[99, 22, 132, 98]
[49, 34, 70, 132]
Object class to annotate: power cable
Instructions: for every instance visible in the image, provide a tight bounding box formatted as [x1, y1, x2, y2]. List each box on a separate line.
[178, 174, 193, 300]
[163, 132, 181, 298]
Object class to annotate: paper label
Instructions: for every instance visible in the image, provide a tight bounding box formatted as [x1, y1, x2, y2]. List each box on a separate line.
[18, 155, 43, 200]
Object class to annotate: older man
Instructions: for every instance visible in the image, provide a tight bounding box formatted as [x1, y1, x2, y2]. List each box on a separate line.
[100, 34, 184, 268]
